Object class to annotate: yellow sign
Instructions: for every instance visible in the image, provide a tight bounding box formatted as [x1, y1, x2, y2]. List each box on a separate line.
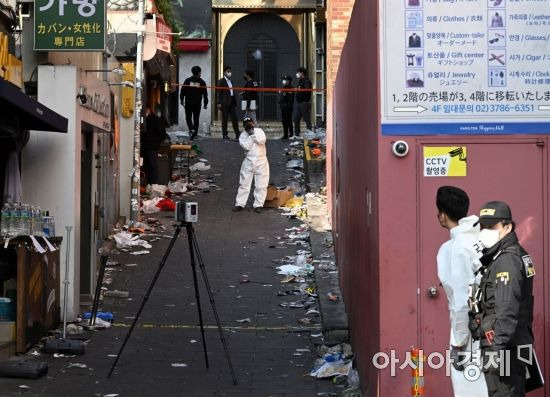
[0, 32, 22, 88]
[121, 62, 135, 118]
[423, 146, 467, 177]
[480, 209, 496, 216]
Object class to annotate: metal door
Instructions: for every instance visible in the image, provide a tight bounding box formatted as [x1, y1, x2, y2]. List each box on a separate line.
[246, 34, 277, 120]
[418, 139, 546, 395]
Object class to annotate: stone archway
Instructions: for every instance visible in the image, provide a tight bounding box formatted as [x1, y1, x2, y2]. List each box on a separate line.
[223, 13, 300, 121]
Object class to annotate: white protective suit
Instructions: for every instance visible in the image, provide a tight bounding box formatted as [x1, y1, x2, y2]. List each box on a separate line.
[436, 215, 488, 397]
[235, 128, 270, 208]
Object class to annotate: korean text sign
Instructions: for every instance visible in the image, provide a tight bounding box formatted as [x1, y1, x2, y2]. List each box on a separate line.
[35, 0, 105, 51]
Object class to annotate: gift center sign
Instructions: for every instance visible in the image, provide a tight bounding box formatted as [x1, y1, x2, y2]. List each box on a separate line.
[423, 147, 467, 177]
[34, 0, 105, 51]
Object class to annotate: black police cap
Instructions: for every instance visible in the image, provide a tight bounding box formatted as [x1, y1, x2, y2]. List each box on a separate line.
[475, 201, 512, 227]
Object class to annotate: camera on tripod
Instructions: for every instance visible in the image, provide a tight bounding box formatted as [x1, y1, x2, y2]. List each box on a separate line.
[175, 201, 198, 223]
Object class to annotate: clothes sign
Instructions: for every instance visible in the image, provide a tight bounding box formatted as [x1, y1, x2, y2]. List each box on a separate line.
[34, 0, 105, 51]
[423, 146, 467, 177]
[380, 0, 550, 135]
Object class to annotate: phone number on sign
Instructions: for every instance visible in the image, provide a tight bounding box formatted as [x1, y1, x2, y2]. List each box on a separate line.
[432, 104, 536, 114]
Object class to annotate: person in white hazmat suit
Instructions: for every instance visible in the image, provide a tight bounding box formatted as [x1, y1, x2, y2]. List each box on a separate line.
[436, 186, 488, 397]
[233, 117, 270, 213]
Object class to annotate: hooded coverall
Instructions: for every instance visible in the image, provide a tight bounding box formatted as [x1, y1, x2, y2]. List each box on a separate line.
[437, 215, 488, 397]
[235, 128, 270, 208]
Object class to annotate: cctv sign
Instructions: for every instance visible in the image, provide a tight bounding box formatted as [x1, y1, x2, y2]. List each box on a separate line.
[423, 146, 467, 177]
[34, 0, 106, 51]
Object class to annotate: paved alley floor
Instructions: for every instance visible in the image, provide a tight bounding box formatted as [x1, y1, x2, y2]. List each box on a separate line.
[1, 138, 340, 397]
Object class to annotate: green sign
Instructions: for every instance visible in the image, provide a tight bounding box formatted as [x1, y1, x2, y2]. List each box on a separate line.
[34, 0, 105, 51]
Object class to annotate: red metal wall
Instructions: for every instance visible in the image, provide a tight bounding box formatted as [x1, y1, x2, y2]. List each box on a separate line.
[334, 1, 550, 396]
[333, 0, 383, 394]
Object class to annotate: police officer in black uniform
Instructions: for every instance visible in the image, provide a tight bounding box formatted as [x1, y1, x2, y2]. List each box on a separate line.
[470, 201, 535, 397]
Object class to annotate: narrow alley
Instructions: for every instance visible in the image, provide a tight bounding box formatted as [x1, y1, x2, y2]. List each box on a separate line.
[1, 138, 345, 397]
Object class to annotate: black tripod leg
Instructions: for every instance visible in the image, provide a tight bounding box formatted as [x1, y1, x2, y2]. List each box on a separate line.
[91, 255, 108, 326]
[190, 226, 238, 385]
[107, 225, 182, 378]
[185, 223, 209, 369]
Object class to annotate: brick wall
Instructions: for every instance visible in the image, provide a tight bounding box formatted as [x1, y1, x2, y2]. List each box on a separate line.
[327, 0, 355, 97]
[327, 0, 355, 225]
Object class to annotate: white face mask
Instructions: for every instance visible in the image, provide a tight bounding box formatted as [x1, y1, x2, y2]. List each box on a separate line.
[225, 72, 232, 78]
[282, 80, 288, 85]
[296, 73, 301, 79]
[479, 229, 501, 249]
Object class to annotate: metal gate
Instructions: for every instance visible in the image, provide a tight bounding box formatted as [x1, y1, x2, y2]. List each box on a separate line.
[246, 34, 277, 120]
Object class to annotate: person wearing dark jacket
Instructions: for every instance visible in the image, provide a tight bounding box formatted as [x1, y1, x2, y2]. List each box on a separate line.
[241, 70, 259, 125]
[180, 66, 208, 140]
[470, 201, 535, 397]
[142, 107, 169, 184]
[216, 66, 240, 140]
[278, 75, 294, 139]
[292, 67, 313, 137]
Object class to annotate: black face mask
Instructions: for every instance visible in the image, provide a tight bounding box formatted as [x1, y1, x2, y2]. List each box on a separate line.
[245, 124, 253, 131]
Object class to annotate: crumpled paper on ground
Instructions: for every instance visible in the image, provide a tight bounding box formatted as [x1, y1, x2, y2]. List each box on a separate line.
[142, 197, 161, 213]
[190, 162, 211, 172]
[168, 181, 188, 193]
[310, 360, 352, 378]
[147, 184, 167, 198]
[113, 231, 152, 249]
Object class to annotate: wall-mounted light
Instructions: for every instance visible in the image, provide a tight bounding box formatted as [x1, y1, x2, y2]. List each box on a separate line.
[77, 85, 87, 104]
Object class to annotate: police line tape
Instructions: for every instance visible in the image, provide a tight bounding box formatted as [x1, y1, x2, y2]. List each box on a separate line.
[172, 83, 325, 93]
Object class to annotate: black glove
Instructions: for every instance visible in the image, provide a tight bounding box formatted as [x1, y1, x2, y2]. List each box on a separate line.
[450, 345, 467, 371]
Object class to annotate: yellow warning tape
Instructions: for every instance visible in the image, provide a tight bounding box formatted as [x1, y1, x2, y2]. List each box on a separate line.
[112, 323, 321, 332]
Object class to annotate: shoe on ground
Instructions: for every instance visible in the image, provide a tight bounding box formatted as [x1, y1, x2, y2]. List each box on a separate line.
[281, 136, 289, 140]
[254, 207, 262, 213]
[223, 135, 230, 140]
[232, 206, 244, 212]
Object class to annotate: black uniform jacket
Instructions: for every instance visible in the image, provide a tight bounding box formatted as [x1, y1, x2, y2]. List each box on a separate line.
[295, 77, 312, 103]
[180, 76, 208, 107]
[242, 79, 259, 107]
[278, 88, 294, 111]
[478, 232, 534, 350]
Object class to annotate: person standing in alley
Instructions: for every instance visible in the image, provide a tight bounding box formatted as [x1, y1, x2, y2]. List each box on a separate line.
[241, 70, 259, 125]
[470, 201, 535, 397]
[180, 66, 208, 140]
[142, 107, 169, 185]
[435, 186, 488, 397]
[217, 66, 240, 140]
[233, 116, 269, 213]
[279, 75, 294, 139]
[293, 67, 313, 137]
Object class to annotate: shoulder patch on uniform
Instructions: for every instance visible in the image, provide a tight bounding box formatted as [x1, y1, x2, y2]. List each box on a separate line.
[522, 255, 536, 278]
[496, 271, 509, 283]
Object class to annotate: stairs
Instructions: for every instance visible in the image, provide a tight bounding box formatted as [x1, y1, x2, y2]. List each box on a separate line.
[169, 121, 311, 140]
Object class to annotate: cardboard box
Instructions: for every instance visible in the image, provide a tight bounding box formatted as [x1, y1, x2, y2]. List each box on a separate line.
[264, 186, 294, 208]
[0, 322, 16, 342]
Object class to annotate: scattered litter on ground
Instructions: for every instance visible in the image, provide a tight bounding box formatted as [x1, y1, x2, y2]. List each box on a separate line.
[235, 318, 251, 323]
[131, 250, 150, 255]
[113, 232, 152, 250]
[67, 363, 87, 369]
[190, 162, 210, 171]
[171, 363, 188, 368]
[142, 198, 161, 213]
[104, 290, 129, 298]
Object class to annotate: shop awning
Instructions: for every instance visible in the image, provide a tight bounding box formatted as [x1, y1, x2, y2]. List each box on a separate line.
[0, 77, 68, 133]
[176, 39, 210, 52]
